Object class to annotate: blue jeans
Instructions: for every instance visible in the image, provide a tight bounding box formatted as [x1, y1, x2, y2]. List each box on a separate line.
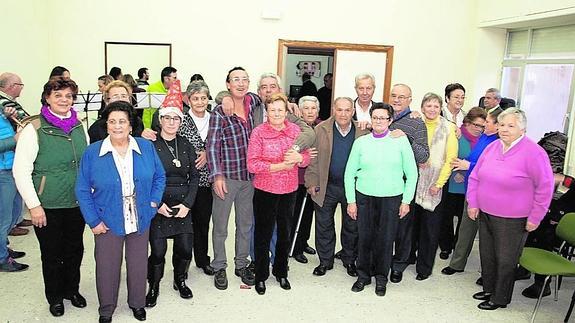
[250, 219, 277, 265]
[0, 170, 22, 263]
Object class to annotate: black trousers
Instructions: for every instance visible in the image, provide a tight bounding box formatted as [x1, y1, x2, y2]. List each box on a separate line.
[356, 192, 402, 283]
[254, 189, 296, 281]
[192, 186, 212, 267]
[392, 200, 415, 272]
[439, 192, 465, 253]
[291, 185, 314, 255]
[414, 204, 444, 277]
[149, 233, 194, 265]
[34, 207, 85, 305]
[479, 212, 528, 305]
[314, 183, 358, 267]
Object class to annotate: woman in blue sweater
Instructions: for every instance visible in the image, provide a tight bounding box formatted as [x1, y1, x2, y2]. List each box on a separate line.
[76, 101, 165, 323]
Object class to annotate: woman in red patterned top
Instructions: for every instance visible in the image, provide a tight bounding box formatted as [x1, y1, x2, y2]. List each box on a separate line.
[247, 93, 310, 295]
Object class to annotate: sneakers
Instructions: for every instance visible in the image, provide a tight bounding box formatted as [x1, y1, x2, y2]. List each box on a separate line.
[235, 266, 255, 286]
[0, 258, 29, 272]
[214, 269, 228, 290]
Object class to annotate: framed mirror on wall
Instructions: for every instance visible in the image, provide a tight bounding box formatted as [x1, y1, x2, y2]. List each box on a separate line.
[104, 41, 172, 83]
[277, 39, 393, 113]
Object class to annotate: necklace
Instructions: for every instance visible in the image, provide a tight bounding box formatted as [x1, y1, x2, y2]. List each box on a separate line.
[162, 137, 181, 168]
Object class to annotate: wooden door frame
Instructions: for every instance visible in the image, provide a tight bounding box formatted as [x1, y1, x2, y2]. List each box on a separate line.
[277, 39, 394, 101]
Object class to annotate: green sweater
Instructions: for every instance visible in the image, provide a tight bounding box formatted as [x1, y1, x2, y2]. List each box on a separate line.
[344, 133, 418, 204]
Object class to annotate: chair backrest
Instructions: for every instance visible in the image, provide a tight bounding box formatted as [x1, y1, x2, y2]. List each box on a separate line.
[556, 212, 575, 245]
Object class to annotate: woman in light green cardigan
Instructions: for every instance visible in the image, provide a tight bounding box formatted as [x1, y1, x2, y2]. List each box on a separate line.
[344, 103, 418, 297]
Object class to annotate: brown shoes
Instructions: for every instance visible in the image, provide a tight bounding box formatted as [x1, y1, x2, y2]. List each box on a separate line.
[9, 227, 28, 236]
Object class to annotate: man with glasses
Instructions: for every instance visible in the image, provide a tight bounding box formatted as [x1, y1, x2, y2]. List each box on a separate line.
[0, 72, 29, 271]
[387, 83, 430, 284]
[143, 67, 178, 128]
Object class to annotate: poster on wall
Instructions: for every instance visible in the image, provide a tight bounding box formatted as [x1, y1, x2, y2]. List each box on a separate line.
[296, 61, 321, 77]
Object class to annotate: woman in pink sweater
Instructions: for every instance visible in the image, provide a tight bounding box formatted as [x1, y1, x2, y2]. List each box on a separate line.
[466, 108, 554, 310]
[247, 93, 310, 295]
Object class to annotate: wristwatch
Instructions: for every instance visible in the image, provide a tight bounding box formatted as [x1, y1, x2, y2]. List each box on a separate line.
[292, 144, 301, 152]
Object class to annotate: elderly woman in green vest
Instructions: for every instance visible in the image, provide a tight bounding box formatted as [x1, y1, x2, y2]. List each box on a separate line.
[13, 77, 88, 318]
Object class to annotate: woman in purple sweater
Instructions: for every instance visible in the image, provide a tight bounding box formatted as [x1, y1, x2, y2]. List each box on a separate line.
[466, 108, 554, 310]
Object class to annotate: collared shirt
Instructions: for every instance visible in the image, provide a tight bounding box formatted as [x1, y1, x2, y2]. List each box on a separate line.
[442, 107, 465, 127]
[99, 136, 141, 234]
[0, 90, 14, 100]
[335, 121, 353, 137]
[207, 95, 256, 181]
[503, 134, 525, 153]
[487, 105, 500, 115]
[354, 99, 372, 123]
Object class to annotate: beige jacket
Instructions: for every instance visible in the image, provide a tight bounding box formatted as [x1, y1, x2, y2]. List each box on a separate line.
[304, 117, 369, 207]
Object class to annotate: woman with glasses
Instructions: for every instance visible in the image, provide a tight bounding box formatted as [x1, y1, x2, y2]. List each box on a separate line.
[438, 107, 487, 260]
[76, 101, 166, 322]
[412, 93, 458, 281]
[344, 103, 418, 297]
[146, 102, 199, 307]
[88, 80, 144, 143]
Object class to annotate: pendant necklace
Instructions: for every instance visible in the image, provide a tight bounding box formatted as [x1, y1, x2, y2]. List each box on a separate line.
[163, 137, 181, 168]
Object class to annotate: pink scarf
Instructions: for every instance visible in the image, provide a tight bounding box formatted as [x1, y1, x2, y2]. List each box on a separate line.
[41, 105, 79, 134]
[460, 125, 479, 149]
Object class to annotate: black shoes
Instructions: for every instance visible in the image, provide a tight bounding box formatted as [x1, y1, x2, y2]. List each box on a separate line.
[375, 281, 386, 296]
[441, 266, 463, 275]
[304, 246, 316, 255]
[7, 248, 25, 259]
[173, 280, 193, 299]
[214, 269, 228, 290]
[145, 285, 159, 308]
[472, 291, 492, 301]
[276, 277, 291, 290]
[293, 254, 308, 264]
[0, 258, 29, 272]
[235, 266, 255, 286]
[312, 264, 333, 276]
[351, 280, 371, 292]
[130, 307, 146, 321]
[343, 263, 358, 277]
[64, 293, 87, 308]
[200, 265, 216, 276]
[255, 281, 266, 295]
[99, 316, 112, 323]
[390, 270, 403, 283]
[49, 302, 65, 317]
[522, 283, 551, 299]
[416, 273, 429, 281]
[476, 277, 483, 286]
[477, 300, 507, 310]
[439, 250, 451, 260]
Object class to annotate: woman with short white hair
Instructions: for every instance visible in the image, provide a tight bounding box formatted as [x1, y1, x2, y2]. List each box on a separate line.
[467, 108, 554, 310]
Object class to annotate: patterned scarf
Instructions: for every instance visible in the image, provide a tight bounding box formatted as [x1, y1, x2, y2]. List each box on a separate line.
[460, 124, 479, 149]
[41, 105, 79, 134]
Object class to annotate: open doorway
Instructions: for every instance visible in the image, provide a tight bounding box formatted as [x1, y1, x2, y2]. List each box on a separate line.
[277, 39, 393, 117]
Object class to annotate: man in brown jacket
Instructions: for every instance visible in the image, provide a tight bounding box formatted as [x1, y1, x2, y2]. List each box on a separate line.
[304, 97, 370, 277]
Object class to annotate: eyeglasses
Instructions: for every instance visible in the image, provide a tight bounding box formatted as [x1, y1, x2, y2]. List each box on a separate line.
[109, 94, 130, 102]
[229, 77, 249, 84]
[106, 119, 130, 126]
[372, 116, 391, 122]
[471, 122, 485, 129]
[161, 116, 182, 123]
[390, 94, 411, 101]
[450, 95, 465, 100]
[13, 83, 24, 87]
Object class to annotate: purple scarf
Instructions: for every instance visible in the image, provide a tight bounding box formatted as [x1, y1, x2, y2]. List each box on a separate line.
[41, 105, 79, 134]
[460, 125, 479, 149]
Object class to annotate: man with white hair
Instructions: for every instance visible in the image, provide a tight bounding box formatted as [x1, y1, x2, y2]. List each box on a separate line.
[483, 88, 503, 115]
[353, 73, 377, 123]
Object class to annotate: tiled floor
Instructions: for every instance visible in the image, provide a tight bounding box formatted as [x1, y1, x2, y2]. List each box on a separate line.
[1, 213, 572, 323]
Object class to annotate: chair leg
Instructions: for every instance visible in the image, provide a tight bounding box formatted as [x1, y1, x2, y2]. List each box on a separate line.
[554, 275, 559, 301]
[531, 276, 551, 323]
[565, 289, 575, 323]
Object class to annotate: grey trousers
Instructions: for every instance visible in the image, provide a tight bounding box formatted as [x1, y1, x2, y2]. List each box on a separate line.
[449, 201, 479, 271]
[479, 212, 527, 305]
[95, 229, 149, 317]
[210, 178, 254, 271]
